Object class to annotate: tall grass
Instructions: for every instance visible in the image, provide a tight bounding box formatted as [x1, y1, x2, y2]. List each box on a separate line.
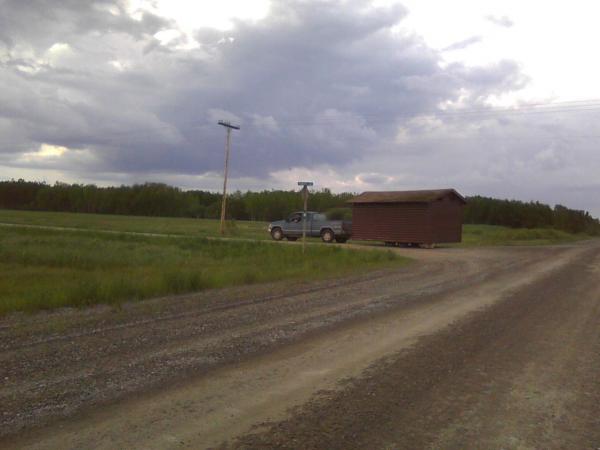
[0, 227, 407, 315]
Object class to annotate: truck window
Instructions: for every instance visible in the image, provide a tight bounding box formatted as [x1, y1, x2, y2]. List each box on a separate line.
[313, 214, 326, 221]
[288, 213, 302, 223]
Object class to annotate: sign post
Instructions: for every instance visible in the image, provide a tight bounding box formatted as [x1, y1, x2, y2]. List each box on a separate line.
[297, 181, 314, 254]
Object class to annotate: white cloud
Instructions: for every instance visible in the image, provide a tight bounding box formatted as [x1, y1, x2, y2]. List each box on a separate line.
[401, 0, 600, 101]
[355, 172, 397, 186]
[128, 0, 271, 45]
[35, 143, 68, 157]
[251, 114, 279, 133]
[485, 15, 514, 28]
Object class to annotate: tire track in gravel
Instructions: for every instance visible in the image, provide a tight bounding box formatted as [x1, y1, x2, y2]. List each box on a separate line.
[0, 244, 587, 449]
[0, 249, 466, 436]
[0, 269, 404, 350]
[229, 244, 600, 450]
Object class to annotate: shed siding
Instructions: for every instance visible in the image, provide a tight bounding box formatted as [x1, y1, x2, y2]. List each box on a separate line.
[351, 203, 433, 242]
[350, 191, 464, 244]
[430, 195, 463, 243]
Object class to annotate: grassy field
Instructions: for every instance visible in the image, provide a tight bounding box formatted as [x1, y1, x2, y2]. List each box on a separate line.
[0, 209, 593, 246]
[458, 224, 590, 247]
[0, 209, 268, 239]
[0, 209, 592, 245]
[0, 210, 592, 314]
[0, 226, 407, 315]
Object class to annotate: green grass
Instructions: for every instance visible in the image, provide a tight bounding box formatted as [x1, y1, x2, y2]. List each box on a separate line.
[0, 209, 269, 240]
[0, 226, 408, 315]
[0, 209, 591, 247]
[458, 224, 590, 246]
[1, 209, 592, 245]
[0, 210, 590, 315]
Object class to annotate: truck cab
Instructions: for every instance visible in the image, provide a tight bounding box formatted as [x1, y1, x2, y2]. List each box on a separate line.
[268, 211, 352, 243]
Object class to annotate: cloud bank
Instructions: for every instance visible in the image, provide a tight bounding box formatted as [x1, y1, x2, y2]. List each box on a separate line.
[1, 0, 599, 215]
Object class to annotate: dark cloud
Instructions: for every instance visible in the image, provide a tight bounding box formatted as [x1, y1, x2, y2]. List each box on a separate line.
[0, 0, 170, 51]
[1, 0, 598, 216]
[3, 0, 522, 175]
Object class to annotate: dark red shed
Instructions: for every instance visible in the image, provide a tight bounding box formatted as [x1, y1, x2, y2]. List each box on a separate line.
[348, 189, 466, 246]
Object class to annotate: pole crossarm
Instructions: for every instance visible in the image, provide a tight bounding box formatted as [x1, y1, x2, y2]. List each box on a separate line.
[218, 120, 241, 130]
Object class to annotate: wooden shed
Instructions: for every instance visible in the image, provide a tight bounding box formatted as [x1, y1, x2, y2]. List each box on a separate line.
[348, 189, 466, 246]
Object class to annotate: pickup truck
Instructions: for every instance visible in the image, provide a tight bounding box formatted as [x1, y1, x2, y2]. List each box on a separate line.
[268, 211, 352, 243]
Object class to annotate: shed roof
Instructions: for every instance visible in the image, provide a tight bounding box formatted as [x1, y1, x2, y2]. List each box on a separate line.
[348, 189, 466, 204]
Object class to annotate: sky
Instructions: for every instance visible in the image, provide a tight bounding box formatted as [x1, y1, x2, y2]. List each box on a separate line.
[1, 0, 600, 216]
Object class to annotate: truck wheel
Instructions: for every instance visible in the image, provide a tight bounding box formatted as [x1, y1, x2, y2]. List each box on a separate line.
[271, 227, 283, 241]
[321, 229, 334, 243]
[335, 237, 347, 243]
[287, 236, 298, 241]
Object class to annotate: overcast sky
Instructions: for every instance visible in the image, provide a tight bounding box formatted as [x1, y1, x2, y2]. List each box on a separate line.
[1, 0, 600, 215]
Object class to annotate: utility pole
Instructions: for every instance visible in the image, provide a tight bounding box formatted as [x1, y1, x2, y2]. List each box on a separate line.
[218, 120, 240, 235]
[298, 181, 314, 254]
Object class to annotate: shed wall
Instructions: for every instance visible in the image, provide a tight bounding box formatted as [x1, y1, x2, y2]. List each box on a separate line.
[351, 203, 433, 243]
[429, 195, 463, 243]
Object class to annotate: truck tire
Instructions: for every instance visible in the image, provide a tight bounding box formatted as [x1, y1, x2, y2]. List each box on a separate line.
[321, 229, 334, 243]
[271, 227, 284, 241]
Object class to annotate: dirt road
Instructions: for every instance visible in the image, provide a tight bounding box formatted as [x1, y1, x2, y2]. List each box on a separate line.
[1, 242, 599, 449]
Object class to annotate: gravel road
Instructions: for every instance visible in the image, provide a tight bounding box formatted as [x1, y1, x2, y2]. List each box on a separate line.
[1, 242, 599, 449]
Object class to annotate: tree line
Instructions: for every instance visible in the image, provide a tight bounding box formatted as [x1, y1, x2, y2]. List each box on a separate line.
[0, 179, 353, 222]
[1, 179, 598, 235]
[463, 195, 600, 235]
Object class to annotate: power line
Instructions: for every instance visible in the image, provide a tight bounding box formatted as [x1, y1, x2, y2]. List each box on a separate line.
[273, 101, 600, 126]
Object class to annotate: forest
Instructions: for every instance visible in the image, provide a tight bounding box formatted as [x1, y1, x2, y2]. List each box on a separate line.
[1, 179, 598, 235]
